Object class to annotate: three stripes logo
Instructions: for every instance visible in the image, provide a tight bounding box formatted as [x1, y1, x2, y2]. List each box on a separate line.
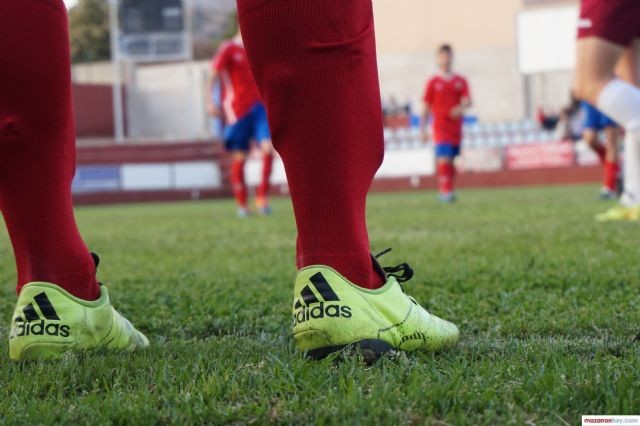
[9, 292, 70, 339]
[293, 272, 352, 325]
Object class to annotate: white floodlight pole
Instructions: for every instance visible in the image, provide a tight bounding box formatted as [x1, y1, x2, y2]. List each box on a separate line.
[109, 0, 125, 143]
[183, 0, 194, 62]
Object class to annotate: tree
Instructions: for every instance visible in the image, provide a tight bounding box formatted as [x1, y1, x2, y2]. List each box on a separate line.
[68, 0, 111, 63]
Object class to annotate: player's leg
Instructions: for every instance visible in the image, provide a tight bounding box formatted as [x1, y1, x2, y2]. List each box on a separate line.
[238, 0, 459, 359]
[575, 38, 626, 105]
[0, 2, 97, 302]
[576, 0, 640, 220]
[617, 40, 640, 208]
[601, 125, 620, 198]
[253, 104, 274, 215]
[230, 150, 250, 216]
[0, 0, 147, 360]
[224, 117, 251, 216]
[436, 152, 456, 203]
[581, 103, 607, 162]
[255, 140, 274, 215]
[238, 0, 384, 289]
[581, 104, 613, 198]
[581, 41, 640, 143]
[583, 129, 605, 162]
[594, 40, 640, 220]
[574, 0, 640, 153]
[616, 39, 640, 85]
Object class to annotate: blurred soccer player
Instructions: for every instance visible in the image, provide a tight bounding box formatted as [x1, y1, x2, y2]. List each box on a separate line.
[238, 0, 459, 359]
[580, 102, 620, 199]
[421, 44, 472, 203]
[0, 0, 148, 360]
[206, 29, 274, 217]
[573, 0, 640, 221]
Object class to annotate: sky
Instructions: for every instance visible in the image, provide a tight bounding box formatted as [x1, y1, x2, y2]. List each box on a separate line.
[64, 0, 77, 8]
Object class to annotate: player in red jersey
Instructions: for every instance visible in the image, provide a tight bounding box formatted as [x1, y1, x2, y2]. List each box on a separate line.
[421, 44, 472, 203]
[206, 29, 274, 217]
[574, 0, 640, 221]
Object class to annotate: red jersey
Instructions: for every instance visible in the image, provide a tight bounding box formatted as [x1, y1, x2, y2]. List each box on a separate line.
[211, 39, 262, 124]
[423, 74, 470, 145]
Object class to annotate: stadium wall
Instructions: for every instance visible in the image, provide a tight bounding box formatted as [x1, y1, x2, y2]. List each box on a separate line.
[72, 55, 573, 139]
[71, 140, 602, 206]
[73, 84, 115, 138]
[377, 48, 526, 122]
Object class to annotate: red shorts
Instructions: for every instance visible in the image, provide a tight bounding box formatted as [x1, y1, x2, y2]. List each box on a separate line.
[578, 0, 640, 46]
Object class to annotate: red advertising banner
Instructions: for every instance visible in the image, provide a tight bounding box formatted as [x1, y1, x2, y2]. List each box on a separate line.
[506, 141, 575, 170]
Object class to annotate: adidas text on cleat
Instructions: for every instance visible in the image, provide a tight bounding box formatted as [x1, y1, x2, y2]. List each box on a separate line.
[9, 283, 149, 361]
[292, 256, 459, 361]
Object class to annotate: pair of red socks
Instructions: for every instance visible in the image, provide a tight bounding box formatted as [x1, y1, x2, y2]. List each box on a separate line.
[230, 153, 274, 209]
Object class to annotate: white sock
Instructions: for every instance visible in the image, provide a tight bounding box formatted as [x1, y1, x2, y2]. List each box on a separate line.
[621, 129, 640, 207]
[597, 79, 640, 207]
[597, 79, 640, 135]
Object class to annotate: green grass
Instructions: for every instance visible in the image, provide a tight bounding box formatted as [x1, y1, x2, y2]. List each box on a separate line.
[0, 185, 639, 425]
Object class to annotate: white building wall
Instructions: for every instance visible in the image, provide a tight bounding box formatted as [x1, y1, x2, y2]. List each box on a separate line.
[126, 61, 210, 140]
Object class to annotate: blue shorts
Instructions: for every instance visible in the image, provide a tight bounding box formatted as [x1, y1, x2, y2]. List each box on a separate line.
[581, 101, 617, 131]
[224, 103, 271, 152]
[435, 143, 461, 159]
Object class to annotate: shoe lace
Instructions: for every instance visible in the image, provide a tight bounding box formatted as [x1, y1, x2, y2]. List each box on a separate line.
[374, 248, 414, 283]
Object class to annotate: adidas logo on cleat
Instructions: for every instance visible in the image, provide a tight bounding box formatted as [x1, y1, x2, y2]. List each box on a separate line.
[293, 302, 352, 325]
[400, 330, 427, 344]
[293, 272, 352, 325]
[9, 292, 70, 339]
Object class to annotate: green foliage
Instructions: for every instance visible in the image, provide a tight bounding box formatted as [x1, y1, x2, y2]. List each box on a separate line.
[219, 10, 239, 44]
[68, 0, 111, 63]
[0, 186, 638, 424]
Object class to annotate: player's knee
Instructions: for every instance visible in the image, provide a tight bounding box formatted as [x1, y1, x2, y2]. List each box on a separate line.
[232, 151, 247, 161]
[574, 79, 600, 105]
[261, 140, 274, 154]
[575, 72, 616, 105]
[584, 134, 598, 148]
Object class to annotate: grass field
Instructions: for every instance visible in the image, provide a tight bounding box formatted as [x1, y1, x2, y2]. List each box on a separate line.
[0, 184, 639, 425]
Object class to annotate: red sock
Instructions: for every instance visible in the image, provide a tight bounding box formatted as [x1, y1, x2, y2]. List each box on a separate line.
[0, 0, 99, 300]
[230, 158, 248, 208]
[593, 144, 606, 163]
[604, 161, 620, 192]
[256, 152, 274, 200]
[238, 0, 385, 289]
[437, 162, 455, 194]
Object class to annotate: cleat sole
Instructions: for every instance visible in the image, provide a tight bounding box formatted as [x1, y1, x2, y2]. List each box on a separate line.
[306, 339, 394, 363]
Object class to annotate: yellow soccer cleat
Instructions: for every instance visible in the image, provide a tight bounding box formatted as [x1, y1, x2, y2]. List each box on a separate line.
[595, 205, 640, 222]
[292, 254, 459, 360]
[9, 282, 149, 361]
